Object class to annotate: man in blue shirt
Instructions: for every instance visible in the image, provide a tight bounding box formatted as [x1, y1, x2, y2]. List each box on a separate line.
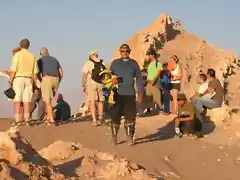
[110, 44, 144, 146]
[37, 47, 63, 125]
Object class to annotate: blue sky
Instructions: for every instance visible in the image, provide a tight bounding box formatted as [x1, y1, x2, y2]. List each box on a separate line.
[0, 0, 239, 117]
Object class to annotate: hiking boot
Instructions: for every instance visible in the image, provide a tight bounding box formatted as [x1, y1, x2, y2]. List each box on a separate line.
[110, 125, 119, 146]
[124, 124, 135, 146]
[175, 127, 183, 138]
[126, 135, 135, 146]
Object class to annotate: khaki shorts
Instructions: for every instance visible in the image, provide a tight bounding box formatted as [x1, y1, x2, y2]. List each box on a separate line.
[41, 76, 59, 103]
[13, 77, 33, 103]
[87, 82, 105, 102]
[146, 83, 161, 103]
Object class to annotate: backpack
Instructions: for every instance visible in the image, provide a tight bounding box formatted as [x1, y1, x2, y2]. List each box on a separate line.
[90, 59, 106, 83]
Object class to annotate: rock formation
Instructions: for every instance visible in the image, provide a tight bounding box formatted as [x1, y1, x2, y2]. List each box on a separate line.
[0, 127, 160, 179]
[111, 13, 239, 124]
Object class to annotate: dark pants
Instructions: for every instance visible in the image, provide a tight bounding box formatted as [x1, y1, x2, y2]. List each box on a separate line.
[162, 89, 171, 113]
[110, 95, 136, 137]
[29, 92, 45, 120]
[178, 116, 202, 134]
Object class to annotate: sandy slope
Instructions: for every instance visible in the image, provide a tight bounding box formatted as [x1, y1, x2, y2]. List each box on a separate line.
[0, 116, 240, 180]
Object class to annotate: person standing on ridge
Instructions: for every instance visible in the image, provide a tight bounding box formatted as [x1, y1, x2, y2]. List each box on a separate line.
[145, 48, 163, 114]
[9, 39, 38, 125]
[110, 44, 144, 146]
[82, 51, 105, 126]
[37, 47, 63, 126]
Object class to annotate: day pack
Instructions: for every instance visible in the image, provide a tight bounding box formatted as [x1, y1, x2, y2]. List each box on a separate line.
[90, 59, 106, 83]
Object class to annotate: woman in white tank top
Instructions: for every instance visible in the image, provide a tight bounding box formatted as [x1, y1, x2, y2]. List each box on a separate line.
[168, 55, 182, 115]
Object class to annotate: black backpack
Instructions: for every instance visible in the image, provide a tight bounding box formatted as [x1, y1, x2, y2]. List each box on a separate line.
[90, 59, 106, 83]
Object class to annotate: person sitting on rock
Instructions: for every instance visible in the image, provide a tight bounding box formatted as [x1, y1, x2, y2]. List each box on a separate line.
[174, 93, 202, 137]
[53, 94, 71, 122]
[190, 73, 208, 100]
[191, 69, 224, 118]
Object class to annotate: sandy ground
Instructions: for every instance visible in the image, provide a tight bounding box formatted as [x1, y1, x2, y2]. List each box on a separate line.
[0, 115, 240, 180]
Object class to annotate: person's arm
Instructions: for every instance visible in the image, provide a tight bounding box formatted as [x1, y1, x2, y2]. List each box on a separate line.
[177, 105, 195, 122]
[57, 61, 63, 82]
[33, 57, 38, 83]
[37, 59, 43, 81]
[9, 54, 18, 85]
[82, 62, 89, 91]
[151, 63, 163, 85]
[134, 62, 144, 101]
[110, 60, 119, 84]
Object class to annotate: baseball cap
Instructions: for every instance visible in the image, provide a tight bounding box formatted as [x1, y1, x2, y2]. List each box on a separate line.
[89, 50, 98, 56]
[120, 44, 130, 50]
[177, 93, 187, 101]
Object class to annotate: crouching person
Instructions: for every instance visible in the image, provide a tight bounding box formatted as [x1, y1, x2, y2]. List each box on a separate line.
[174, 93, 202, 137]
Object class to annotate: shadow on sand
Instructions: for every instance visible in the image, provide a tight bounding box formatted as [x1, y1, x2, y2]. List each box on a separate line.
[56, 157, 84, 177]
[134, 116, 216, 145]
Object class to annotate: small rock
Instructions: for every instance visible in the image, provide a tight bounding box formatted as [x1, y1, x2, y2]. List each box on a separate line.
[236, 132, 240, 138]
[236, 156, 240, 164]
[164, 156, 170, 162]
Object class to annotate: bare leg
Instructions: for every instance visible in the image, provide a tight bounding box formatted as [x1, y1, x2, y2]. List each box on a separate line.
[14, 102, 22, 123]
[97, 101, 104, 125]
[23, 102, 30, 122]
[170, 89, 178, 114]
[90, 100, 97, 124]
[46, 102, 54, 122]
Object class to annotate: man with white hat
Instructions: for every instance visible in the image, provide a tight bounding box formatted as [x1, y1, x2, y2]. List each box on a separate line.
[82, 51, 106, 126]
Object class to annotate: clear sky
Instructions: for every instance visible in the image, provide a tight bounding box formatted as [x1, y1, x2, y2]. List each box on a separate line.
[0, 0, 239, 117]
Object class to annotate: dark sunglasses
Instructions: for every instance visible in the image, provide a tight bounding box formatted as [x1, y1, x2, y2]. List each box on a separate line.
[120, 50, 130, 53]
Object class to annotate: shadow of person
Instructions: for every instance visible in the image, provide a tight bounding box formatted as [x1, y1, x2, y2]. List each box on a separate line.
[135, 116, 216, 145]
[54, 94, 71, 122]
[135, 121, 176, 145]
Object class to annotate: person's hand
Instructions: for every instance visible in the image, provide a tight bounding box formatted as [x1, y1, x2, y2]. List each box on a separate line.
[136, 93, 143, 104]
[8, 80, 13, 87]
[82, 86, 86, 93]
[112, 76, 118, 84]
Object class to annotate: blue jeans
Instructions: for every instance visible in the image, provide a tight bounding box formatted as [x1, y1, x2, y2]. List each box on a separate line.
[191, 97, 219, 112]
[162, 89, 171, 113]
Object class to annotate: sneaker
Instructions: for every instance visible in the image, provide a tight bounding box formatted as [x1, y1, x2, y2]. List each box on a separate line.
[92, 121, 98, 126]
[175, 127, 183, 138]
[127, 136, 135, 146]
[96, 120, 102, 126]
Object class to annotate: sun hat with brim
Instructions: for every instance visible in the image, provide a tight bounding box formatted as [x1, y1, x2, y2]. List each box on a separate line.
[177, 93, 187, 101]
[89, 50, 98, 56]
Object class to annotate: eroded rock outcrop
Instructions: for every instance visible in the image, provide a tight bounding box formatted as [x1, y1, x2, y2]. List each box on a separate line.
[111, 13, 239, 124]
[0, 127, 65, 179]
[40, 141, 160, 180]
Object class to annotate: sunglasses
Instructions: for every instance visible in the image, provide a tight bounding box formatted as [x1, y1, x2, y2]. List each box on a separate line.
[120, 49, 130, 53]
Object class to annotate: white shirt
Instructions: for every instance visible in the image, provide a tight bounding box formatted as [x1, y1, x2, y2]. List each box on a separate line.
[198, 82, 208, 94]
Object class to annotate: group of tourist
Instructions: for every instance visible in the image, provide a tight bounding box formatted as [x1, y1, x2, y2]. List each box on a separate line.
[2, 37, 224, 146]
[2, 39, 70, 126]
[81, 44, 224, 144]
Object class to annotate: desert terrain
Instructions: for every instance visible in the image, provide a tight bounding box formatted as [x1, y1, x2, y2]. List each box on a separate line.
[0, 115, 240, 180]
[1, 13, 240, 179]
